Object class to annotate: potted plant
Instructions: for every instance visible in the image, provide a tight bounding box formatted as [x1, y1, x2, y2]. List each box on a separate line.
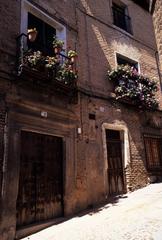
[56, 61, 78, 85]
[28, 28, 38, 42]
[45, 56, 59, 78]
[68, 50, 77, 63]
[107, 65, 158, 110]
[53, 36, 64, 54]
[45, 56, 59, 69]
[25, 51, 45, 71]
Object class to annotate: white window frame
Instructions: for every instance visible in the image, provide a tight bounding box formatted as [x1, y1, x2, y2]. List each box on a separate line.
[115, 52, 141, 73]
[21, 0, 66, 49]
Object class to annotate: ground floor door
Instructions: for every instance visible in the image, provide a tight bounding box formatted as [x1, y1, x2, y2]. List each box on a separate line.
[16, 131, 63, 228]
[106, 129, 125, 196]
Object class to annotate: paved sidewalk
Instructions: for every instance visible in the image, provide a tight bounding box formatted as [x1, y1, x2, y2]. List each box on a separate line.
[22, 183, 162, 240]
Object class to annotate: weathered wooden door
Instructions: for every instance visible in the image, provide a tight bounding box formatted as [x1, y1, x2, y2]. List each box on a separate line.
[16, 131, 63, 228]
[106, 130, 125, 196]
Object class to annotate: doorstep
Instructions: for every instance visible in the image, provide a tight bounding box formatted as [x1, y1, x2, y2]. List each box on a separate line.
[15, 217, 65, 240]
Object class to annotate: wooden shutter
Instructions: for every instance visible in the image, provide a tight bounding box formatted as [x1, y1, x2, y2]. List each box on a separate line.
[144, 135, 162, 169]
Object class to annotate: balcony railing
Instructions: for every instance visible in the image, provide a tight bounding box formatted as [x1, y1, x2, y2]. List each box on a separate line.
[16, 33, 78, 95]
[112, 7, 132, 34]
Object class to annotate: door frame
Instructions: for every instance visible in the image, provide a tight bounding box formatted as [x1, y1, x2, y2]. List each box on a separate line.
[102, 123, 130, 196]
[2, 104, 76, 240]
[16, 130, 65, 228]
[15, 126, 68, 239]
[15, 121, 76, 239]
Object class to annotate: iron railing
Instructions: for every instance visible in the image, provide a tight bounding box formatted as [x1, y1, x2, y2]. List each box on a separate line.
[112, 6, 132, 34]
[16, 33, 77, 88]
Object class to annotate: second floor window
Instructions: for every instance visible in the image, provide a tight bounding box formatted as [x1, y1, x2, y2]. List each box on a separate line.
[112, 2, 132, 34]
[28, 13, 56, 55]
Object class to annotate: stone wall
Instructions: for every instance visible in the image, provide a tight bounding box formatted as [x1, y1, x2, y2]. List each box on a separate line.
[152, 0, 162, 73]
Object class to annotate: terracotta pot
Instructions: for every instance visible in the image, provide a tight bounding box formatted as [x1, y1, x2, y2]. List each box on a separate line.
[54, 47, 62, 54]
[70, 56, 75, 63]
[28, 30, 37, 42]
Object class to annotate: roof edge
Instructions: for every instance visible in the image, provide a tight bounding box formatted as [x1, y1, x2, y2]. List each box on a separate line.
[149, 0, 156, 14]
[132, 0, 150, 12]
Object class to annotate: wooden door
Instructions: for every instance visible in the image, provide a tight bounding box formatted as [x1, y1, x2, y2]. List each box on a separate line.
[106, 130, 125, 196]
[16, 131, 63, 228]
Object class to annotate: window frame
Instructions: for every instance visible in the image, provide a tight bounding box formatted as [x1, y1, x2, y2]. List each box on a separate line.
[115, 53, 140, 73]
[112, 0, 132, 35]
[21, 0, 66, 49]
[27, 12, 57, 55]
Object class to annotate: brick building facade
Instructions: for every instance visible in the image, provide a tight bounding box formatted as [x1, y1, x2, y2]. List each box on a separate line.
[151, 0, 162, 81]
[0, 0, 162, 239]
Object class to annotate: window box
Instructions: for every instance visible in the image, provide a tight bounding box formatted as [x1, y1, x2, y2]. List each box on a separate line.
[116, 54, 139, 71]
[17, 65, 77, 96]
[107, 65, 158, 110]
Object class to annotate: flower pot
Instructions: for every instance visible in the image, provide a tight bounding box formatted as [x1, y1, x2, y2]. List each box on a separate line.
[54, 47, 62, 54]
[70, 56, 75, 63]
[28, 29, 37, 42]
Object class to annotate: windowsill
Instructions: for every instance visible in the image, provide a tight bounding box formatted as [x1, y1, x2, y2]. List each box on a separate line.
[112, 24, 133, 37]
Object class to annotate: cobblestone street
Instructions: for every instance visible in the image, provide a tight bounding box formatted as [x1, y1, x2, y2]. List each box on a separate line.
[22, 183, 162, 240]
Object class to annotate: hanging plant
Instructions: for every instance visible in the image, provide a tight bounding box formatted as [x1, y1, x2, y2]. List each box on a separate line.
[56, 60, 78, 85]
[107, 65, 159, 110]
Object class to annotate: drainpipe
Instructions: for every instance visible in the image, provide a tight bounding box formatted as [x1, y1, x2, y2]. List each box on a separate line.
[155, 50, 162, 90]
[1, 109, 8, 199]
[149, 0, 156, 14]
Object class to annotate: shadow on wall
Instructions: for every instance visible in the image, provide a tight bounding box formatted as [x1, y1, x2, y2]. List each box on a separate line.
[120, 109, 149, 190]
[76, 194, 128, 217]
[78, 0, 112, 91]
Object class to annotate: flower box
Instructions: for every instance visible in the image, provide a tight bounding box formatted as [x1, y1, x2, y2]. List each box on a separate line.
[107, 65, 158, 110]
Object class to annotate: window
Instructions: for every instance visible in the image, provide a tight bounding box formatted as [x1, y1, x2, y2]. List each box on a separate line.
[112, 2, 132, 34]
[28, 13, 56, 55]
[21, 0, 66, 52]
[144, 135, 162, 169]
[116, 53, 139, 71]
